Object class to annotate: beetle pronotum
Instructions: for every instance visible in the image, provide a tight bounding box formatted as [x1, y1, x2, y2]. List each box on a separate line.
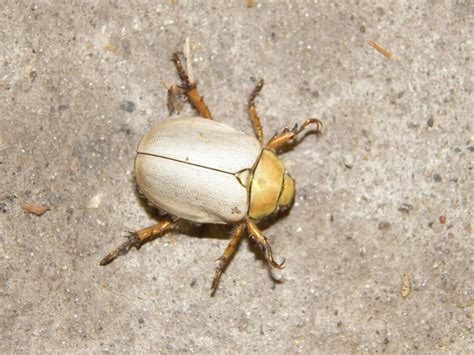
[101, 49, 322, 293]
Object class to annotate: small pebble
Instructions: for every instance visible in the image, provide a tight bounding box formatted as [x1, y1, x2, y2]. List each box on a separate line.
[398, 203, 413, 214]
[87, 193, 103, 209]
[343, 154, 354, 169]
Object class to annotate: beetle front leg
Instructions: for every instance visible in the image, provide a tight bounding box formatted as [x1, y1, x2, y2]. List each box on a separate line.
[172, 52, 213, 119]
[100, 219, 177, 266]
[211, 223, 246, 294]
[246, 219, 286, 269]
[265, 118, 323, 151]
[248, 79, 265, 142]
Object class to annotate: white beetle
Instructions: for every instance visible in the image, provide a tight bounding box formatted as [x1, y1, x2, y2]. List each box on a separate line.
[101, 51, 322, 293]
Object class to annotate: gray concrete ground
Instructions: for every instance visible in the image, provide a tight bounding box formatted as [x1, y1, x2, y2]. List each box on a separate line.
[1, 1, 473, 353]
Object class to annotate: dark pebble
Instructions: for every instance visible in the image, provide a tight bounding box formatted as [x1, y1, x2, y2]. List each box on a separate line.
[427, 116, 434, 127]
[120, 101, 136, 113]
[378, 221, 391, 230]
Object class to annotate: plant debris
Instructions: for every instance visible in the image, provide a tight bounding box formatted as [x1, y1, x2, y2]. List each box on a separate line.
[401, 272, 410, 299]
[368, 40, 393, 59]
[22, 202, 49, 216]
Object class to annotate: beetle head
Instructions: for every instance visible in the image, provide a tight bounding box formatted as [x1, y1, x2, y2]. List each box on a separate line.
[277, 172, 295, 210]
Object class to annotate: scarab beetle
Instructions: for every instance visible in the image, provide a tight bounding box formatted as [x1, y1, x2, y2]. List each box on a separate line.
[101, 51, 322, 293]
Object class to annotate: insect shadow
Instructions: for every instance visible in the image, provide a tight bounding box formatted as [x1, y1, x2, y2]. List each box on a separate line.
[134, 182, 292, 286]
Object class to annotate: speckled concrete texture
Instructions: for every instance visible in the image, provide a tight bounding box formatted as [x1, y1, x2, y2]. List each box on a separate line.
[1, 1, 473, 353]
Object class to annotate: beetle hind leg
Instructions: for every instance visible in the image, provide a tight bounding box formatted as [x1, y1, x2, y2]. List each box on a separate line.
[171, 52, 213, 119]
[211, 223, 246, 293]
[100, 219, 177, 266]
[246, 219, 286, 269]
[248, 79, 265, 142]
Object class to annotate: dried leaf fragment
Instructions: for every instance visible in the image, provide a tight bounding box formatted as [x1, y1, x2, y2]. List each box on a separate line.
[401, 272, 410, 299]
[22, 202, 49, 216]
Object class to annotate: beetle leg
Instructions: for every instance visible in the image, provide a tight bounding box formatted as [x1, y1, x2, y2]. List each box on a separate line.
[265, 118, 323, 151]
[248, 79, 265, 142]
[211, 223, 246, 293]
[246, 219, 286, 269]
[171, 52, 213, 119]
[100, 219, 176, 265]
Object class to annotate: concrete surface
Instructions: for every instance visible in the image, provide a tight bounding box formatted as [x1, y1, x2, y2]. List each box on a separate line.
[1, 1, 473, 353]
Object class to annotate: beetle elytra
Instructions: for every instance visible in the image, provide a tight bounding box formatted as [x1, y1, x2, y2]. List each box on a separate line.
[100, 49, 322, 293]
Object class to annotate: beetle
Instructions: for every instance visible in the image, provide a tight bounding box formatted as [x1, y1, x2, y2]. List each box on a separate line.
[100, 51, 322, 293]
